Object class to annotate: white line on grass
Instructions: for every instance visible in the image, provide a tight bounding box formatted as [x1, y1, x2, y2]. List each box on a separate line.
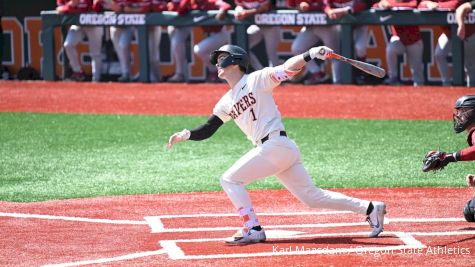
[42, 249, 166, 267]
[0, 212, 147, 225]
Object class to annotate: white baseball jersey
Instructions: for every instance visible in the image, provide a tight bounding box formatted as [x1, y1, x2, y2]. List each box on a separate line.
[213, 67, 285, 145]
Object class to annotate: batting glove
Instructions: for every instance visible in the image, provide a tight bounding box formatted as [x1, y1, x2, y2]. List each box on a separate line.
[309, 46, 333, 60]
[167, 129, 191, 149]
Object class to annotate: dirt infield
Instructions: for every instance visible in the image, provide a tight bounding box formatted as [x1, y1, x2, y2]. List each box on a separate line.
[2, 81, 475, 266]
[1, 188, 475, 266]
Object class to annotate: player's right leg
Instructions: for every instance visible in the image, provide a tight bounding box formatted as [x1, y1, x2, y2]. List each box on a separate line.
[434, 33, 452, 86]
[353, 25, 370, 84]
[110, 26, 132, 82]
[318, 25, 342, 84]
[167, 26, 191, 82]
[385, 36, 404, 85]
[406, 39, 424, 86]
[262, 26, 280, 67]
[248, 25, 264, 70]
[148, 26, 162, 82]
[64, 26, 85, 81]
[84, 26, 104, 82]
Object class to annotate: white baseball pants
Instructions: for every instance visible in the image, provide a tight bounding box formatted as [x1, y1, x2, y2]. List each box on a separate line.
[219, 133, 370, 214]
[64, 25, 103, 81]
[386, 36, 424, 86]
[110, 26, 136, 78]
[149, 26, 162, 82]
[435, 33, 452, 85]
[168, 26, 192, 78]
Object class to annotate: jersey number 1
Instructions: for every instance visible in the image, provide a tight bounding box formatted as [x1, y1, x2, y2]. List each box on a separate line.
[250, 108, 257, 121]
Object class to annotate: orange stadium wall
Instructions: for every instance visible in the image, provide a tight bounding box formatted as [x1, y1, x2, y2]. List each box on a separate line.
[2, 15, 448, 83]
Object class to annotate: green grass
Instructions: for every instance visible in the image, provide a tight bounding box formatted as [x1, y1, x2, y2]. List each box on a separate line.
[0, 113, 470, 202]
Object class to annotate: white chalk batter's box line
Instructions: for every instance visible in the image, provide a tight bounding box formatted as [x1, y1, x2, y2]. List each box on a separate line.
[144, 210, 466, 233]
[158, 230, 475, 260]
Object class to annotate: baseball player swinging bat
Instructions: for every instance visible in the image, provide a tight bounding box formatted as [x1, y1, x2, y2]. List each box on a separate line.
[321, 48, 386, 78]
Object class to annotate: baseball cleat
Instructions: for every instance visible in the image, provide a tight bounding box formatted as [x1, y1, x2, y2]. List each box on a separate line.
[367, 201, 386, 238]
[225, 227, 266, 245]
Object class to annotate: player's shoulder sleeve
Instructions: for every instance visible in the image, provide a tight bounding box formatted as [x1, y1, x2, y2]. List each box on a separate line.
[212, 91, 233, 123]
[252, 66, 300, 93]
[250, 67, 282, 94]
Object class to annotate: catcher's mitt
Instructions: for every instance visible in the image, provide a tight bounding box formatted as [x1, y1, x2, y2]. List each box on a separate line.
[422, 150, 456, 172]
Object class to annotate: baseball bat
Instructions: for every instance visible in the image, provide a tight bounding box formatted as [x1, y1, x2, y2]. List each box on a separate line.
[323, 49, 386, 78]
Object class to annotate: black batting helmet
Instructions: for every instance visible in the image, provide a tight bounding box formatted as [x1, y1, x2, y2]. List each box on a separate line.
[463, 197, 475, 222]
[210, 45, 249, 72]
[453, 95, 475, 133]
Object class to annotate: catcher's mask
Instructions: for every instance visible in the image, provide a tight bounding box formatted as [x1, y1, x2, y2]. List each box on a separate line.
[210, 45, 249, 73]
[463, 197, 475, 222]
[453, 95, 475, 133]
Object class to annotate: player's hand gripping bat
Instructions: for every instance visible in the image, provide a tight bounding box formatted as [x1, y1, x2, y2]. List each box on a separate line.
[321, 48, 386, 78]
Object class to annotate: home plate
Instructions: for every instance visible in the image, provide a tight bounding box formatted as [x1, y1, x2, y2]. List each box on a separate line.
[265, 229, 306, 238]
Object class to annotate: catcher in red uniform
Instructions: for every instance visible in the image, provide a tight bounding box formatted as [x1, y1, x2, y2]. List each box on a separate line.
[422, 95, 475, 222]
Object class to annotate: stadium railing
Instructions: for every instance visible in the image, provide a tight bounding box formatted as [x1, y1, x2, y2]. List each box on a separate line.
[40, 9, 475, 85]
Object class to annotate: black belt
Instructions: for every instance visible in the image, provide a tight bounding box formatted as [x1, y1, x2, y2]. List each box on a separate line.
[261, 131, 287, 144]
